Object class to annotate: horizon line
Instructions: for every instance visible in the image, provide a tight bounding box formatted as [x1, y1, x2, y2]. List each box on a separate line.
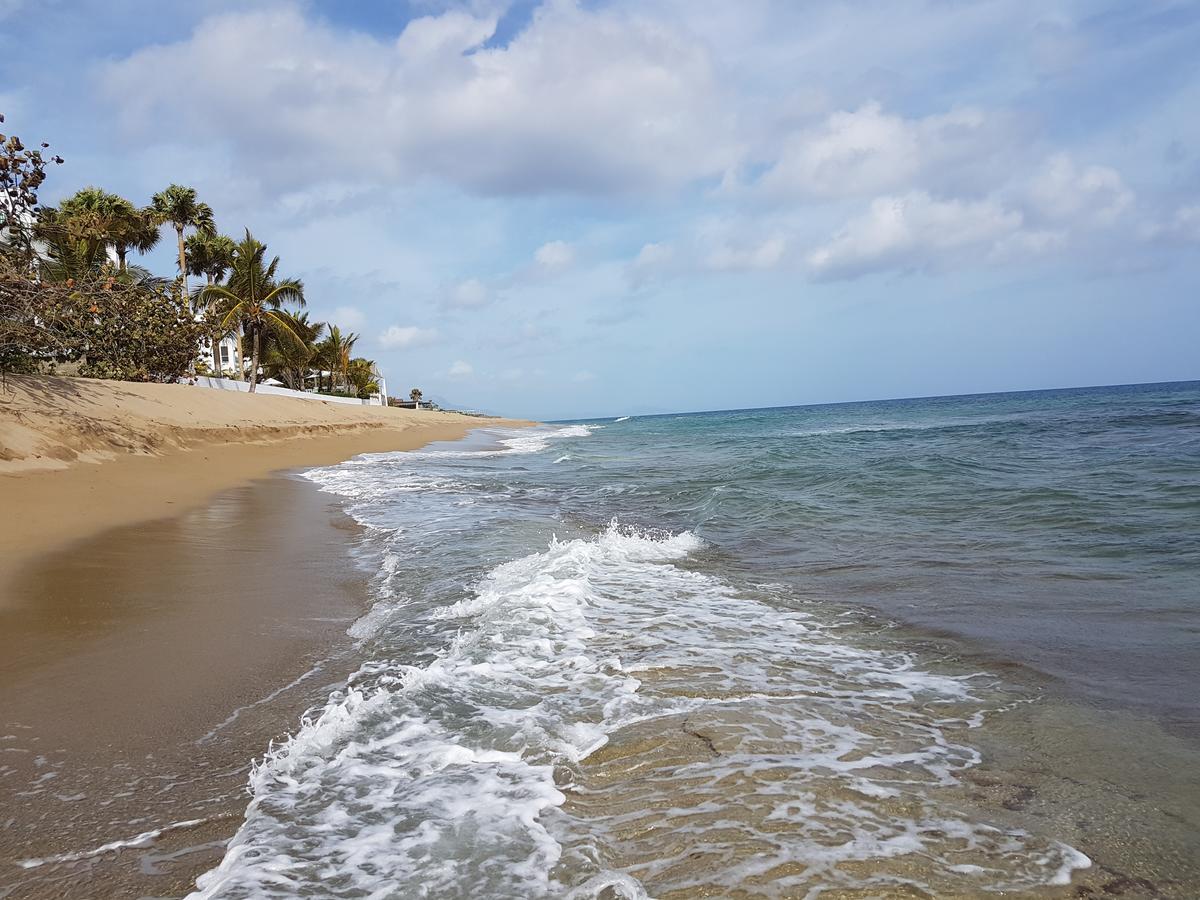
[547, 377, 1199, 423]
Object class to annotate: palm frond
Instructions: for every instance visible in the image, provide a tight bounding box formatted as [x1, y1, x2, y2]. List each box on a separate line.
[264, 278, 305, 309]
[263, 310, 306, 349]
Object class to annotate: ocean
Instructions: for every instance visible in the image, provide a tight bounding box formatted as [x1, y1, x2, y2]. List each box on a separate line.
[189, 381, 1200, 898]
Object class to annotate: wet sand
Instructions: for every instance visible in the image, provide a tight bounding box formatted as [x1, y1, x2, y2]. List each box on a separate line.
[0, 473, 376, 899]
[0, 377, 529, 897]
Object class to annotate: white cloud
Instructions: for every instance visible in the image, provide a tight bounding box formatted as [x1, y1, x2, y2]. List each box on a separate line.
[634, 242, 672, 267]
[804, 153, 1137, 278]
[379, 325, 439, 349]
[533, 240, 575, 270]
[448, 359, 474, 378]
[447, 278, 490, 308]
[989, 227, 1067, 261]
[90, 1, 1162, 286]
[278, 183, 373, 218]
[1025, 154, 1133, 227]
[627, 241, 675, 285]
[1028, 17, 1089, 78]
[495, 321, 554, 349]
[572, 370, 596, 382]
[101, 3, 736, 195]
[807, 191, 1024, 279]
[757, 102, 998, 200]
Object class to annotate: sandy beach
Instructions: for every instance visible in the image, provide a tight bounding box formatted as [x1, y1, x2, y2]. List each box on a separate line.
[0, 375, 529, 593]
[0, 375, 529, 898]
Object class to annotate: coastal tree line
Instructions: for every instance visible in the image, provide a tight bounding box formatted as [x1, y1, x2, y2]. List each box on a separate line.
[0, 115, 389, 400]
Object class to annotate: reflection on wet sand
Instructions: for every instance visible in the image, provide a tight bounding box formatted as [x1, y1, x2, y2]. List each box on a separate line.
[0, 475, 368, 899]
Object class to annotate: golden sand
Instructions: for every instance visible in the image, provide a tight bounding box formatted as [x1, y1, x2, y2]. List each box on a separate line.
[0, 374, 530, 593]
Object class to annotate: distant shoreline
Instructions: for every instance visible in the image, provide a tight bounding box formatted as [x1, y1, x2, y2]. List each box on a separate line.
[0, 374, 531, 594]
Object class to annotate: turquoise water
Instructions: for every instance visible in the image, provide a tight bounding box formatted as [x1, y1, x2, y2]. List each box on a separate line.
[189, 381, 1200, 898]
[556, 381, 1200, 731]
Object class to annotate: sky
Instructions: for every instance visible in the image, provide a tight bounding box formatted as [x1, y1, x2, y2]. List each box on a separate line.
[2, 0, 1198, 420]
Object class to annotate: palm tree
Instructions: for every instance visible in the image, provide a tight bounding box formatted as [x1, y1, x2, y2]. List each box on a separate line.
[109, 206, 159, 271]
[318, 325, 359, 394]
[262, 312, 324, 390]
[197, 229, 304, 392]
[36, 228, 106, 283]
[186, 231, 239, 376]
[410, 388, 423, 407]
[39, 189, 160, 274]
[36, 189, 120, 276]
[310, 338, 331, 393]
[151, 185, 214, 298]
[185, 231, 236, 286]
[346, 357, 380, 399]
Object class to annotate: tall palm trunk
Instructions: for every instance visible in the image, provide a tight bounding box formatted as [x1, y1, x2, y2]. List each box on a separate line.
[175, 224, 187, 299]
[116, 245, 127, 272]
[180, 225, 196, 377]
[249, 327, 261, 393]
[205, 272, 223, 376]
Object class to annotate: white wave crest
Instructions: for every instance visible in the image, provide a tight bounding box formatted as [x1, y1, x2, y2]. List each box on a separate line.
[405, 424, 599, 460]
[302, 426, 600, 503]
[189, 518, 1088, 898]
[188, 524, 696, 899]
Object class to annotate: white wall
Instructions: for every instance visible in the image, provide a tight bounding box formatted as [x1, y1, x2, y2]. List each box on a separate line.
[198, 335, 240, 376]
[186, 376, 379, 406]
[195, 329, 241, 377]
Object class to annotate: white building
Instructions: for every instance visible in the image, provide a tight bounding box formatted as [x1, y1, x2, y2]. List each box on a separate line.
[198, 334, 241, 377]
[192, 322, 389, 406]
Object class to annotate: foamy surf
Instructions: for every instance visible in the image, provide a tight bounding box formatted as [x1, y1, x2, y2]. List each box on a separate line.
[189, 421, 1094, 897]
[189, 526, 692, 899]
[21, 818, 207, 869]
[414, 424, 601, 459]
[188, 520, 1087, 898]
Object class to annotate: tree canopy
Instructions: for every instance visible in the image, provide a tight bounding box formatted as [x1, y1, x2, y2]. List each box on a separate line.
[1, 114, 394, 402]
[197, 230, 306, 392]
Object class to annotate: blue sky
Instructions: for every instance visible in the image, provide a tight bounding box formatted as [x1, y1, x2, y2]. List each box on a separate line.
[2, 0, 1198, 419]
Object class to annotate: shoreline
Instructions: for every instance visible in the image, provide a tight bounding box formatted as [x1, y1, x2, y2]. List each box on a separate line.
[0, 375, 533, 896]
[0, 374, 531, 595]
[0, 472, 379, 898]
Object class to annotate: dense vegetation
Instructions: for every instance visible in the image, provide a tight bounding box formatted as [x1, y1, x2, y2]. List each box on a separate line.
[0, 115, 386, 399]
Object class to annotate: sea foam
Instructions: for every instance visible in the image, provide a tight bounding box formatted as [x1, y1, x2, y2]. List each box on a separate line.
[189, 525, 693, 899]
[189, 422, 1090, 898]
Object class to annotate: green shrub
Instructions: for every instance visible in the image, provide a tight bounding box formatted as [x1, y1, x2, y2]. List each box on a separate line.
[1, 269, 204, 381]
